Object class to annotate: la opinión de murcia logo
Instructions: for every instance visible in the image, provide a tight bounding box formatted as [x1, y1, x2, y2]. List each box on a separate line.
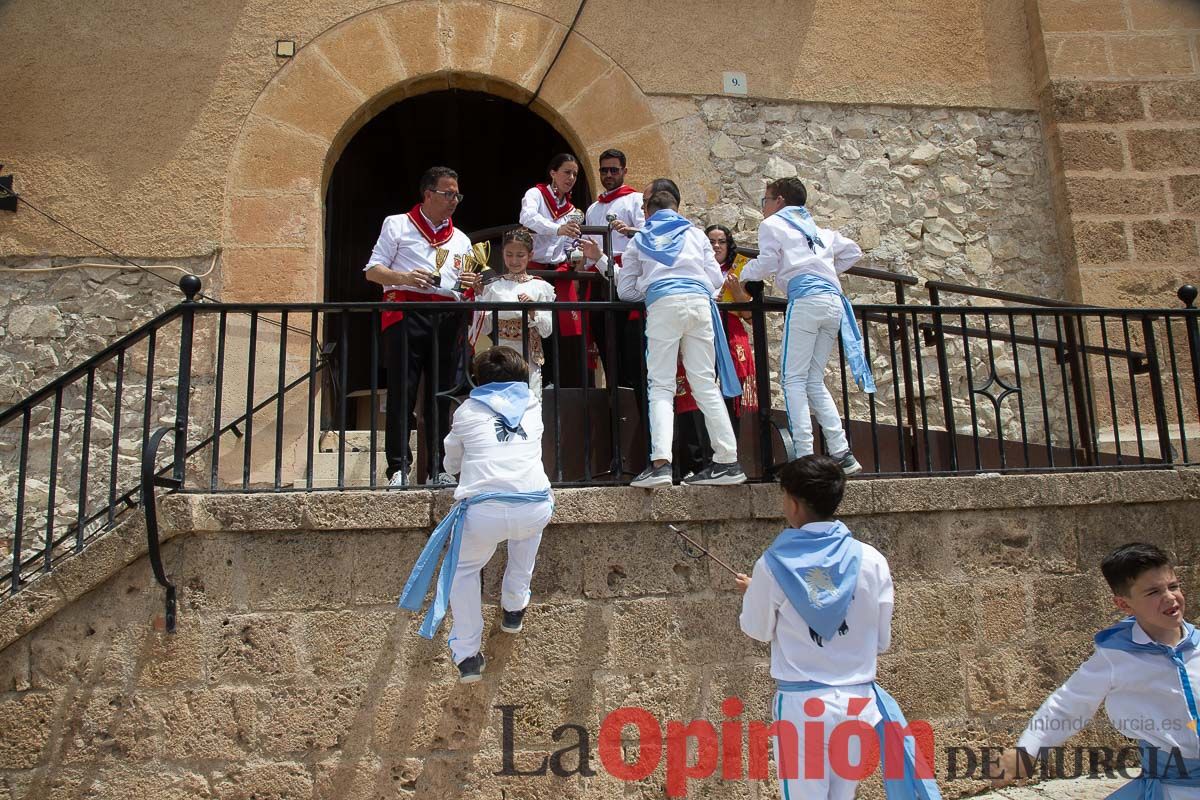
[494, 702, 1193, 796]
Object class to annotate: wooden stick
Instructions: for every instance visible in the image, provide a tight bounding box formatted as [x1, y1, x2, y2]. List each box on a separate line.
[668, 524, 740, 577]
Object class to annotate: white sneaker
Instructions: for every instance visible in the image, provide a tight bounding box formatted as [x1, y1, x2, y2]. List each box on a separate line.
[431, 472, 458, 486]
[388, 471, 408, 488]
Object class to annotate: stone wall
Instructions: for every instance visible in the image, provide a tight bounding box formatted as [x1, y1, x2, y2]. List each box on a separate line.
[1026, 0, 1200, 306]
[0, 470, 1197, 799]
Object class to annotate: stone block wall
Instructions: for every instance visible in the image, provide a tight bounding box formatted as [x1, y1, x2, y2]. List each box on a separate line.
[0, 470, 1197, 799]
[1029, 0, 1200, 306]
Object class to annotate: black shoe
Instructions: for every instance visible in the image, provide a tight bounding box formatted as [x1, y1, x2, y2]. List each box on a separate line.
[501, 607, 526, 634]
[630, 463, 674, 488]
[457, 652, 486, 684]
[684, 462, 747, 486]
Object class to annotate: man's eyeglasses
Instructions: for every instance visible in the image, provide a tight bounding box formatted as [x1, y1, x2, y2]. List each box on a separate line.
[760, 195, 776, 207]
[598, 167, 623, 175]
[431, 189, 465, 202]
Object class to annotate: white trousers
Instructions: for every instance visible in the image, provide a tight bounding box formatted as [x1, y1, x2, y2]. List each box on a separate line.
[774, 685, 883, 800]
[447, 498, 554, 664]
[782, 294, 851, 458]
[645, 294, 738, 464]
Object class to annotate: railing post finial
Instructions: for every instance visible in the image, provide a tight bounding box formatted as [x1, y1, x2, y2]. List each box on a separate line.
[1179, 285, 1197, 309]
[179, 274, 202, 302]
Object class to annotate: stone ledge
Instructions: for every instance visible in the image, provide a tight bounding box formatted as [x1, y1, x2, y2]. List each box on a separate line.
[159, 468, 1197, 532]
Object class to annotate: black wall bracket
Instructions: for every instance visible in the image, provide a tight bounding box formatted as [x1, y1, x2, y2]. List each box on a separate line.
[0, 165, 16, 213]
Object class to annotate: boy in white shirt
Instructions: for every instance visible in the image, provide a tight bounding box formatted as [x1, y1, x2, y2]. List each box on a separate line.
[397, 347, 554, 683]
[738, 455, 939, 800]
[739, 177, 872, 475]
[996, 542, 1199, 798]
[616, 184, 746, 488]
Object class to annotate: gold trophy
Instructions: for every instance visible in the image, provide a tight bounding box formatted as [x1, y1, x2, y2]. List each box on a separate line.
[455, 241, 491, 292]
[432, 247, 450, 279]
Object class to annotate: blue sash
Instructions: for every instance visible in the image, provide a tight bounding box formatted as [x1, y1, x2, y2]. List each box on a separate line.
[633, 209, 693, 267]
[397, 489, 553, 638]
[763, 522, 861, 640]
[775, 680, 941, 799]
[787, 274, 876, 393]
[646, 277, 742, 400]
[775, 205, 825, 252]
[1107, 743, 1200, 799]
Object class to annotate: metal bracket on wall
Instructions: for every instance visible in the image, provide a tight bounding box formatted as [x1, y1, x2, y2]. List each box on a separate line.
[0, 165, 16, 212]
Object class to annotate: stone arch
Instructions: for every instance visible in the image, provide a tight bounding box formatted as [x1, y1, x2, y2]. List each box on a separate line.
[220, 0, 673, 302]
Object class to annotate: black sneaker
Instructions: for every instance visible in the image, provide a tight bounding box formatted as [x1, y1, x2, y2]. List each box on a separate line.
[630, 463, 673, 488]
[501, 607, 526, 634]
[833, 450, 863, 476]
[684, 462, 747, 486]
[457, 652, 486, 684]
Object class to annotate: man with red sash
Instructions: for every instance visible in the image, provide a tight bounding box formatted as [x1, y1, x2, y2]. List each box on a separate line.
[365, 166, 478, 487]
[583, 148, 645, 394]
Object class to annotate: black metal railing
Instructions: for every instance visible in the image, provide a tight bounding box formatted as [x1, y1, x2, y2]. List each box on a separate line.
[2, 223, 1198, 604]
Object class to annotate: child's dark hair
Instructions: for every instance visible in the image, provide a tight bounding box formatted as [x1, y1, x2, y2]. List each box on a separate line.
[502, 227, 534, 252]
[778, 455, 845, 519]
[1101, 542, 1172, 595]
[472, 346, 529, 385]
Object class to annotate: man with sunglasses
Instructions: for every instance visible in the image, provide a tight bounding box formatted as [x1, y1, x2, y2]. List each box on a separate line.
[365, 166, 479, 487]
[581, 149, 647, 456]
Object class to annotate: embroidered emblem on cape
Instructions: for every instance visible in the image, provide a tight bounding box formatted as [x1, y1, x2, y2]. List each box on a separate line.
[494, 416, 528, 443]
[803, 567, 837, 607]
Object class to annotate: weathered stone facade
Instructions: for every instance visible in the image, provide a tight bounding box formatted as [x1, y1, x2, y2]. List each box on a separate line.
[0, 471, 1196, 799]
[688, 99, 1065, 302]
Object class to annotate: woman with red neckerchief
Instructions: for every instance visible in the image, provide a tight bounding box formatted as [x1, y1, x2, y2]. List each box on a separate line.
[519, 153, 587, 388]
[673, 223, 761, 479]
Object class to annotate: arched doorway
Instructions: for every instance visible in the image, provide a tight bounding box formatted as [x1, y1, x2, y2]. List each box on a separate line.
[323, 88, 593, 408]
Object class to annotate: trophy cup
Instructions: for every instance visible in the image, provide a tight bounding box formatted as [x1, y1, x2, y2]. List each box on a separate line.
[455, 241, 491, 292]
[432, 248, 450, 280]
[565, 209, 586, 268]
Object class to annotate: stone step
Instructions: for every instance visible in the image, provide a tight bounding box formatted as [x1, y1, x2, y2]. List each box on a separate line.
[1094, 423, 1200, 460]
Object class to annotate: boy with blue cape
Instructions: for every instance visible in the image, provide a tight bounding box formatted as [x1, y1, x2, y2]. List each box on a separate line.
[396, 347, 554, 683]
[737, 455, 941, 800]
[997, 543, 1199, 799]
[616, 182, 746, 488]
[738, 177, 871, 475]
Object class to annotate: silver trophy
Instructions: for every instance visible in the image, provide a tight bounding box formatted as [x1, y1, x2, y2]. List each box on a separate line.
[565, 209, 586, 267]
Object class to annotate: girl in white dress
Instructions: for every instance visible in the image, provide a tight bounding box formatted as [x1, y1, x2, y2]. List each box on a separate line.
[475, 228, 555, 394]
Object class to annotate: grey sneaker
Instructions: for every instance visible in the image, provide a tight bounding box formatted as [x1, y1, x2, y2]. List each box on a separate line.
[388, 470, 409, 488]
[501, 607, 526, 634]
[630, 463, 673, 488]
[457, 652, 486, 683]
[833, 450, 863, 476]
[684, 462, 747, 486]
[431, 471, 458, 486]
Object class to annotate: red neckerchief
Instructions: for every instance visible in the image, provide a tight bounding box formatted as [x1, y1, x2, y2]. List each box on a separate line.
[405, 204, 455, 247]
[536, 183, 574, 220]
[597, 184, 638, 205]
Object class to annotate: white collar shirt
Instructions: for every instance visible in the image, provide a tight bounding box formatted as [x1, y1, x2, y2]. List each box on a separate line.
[615, 225, 723, 303]
[585, 189, 645, 259]
[739, 522, 894, 686]
[519, 186, 574, 265]
[442, 395, 551, 500]
[364, 212, 473, 297]
[1018, 620, 1200, 760]
[738, 213, 863, 292]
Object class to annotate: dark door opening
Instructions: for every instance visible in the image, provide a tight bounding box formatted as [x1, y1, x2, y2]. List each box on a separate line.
[323, 89, 591, 423]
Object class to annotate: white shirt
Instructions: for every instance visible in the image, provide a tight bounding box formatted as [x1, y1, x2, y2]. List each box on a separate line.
[364, 211, 474, 297]
[443, 393, 550, 500]
[477, 276, 555, 339]
[585, 188, 645, 262]
[615, 225, 723, 303]
[739, 524, 894, 686]
[1018, 621, 1200, 760]
[739, 212, 863, 291]
[519, 186, 575, 264]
